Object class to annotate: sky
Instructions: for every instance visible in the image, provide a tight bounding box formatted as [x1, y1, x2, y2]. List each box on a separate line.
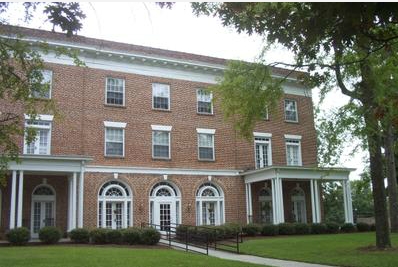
[7, 2, 366, 179]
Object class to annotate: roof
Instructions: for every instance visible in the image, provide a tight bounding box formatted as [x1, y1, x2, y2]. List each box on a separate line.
[0, 25, 307, 79]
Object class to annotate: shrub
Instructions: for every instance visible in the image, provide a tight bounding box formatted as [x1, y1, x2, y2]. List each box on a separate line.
[278, 223, 296, 235]
[140, 227, 160, 245]
[69, 228, 90, 243]
[261, 224, 279, 236]
[310, 223, 327, 234]
[341, 223, 356, 233]
[6, 227, 30, 245]
[122, 227, 142, 245]
[90, 228, 109, 244]
[242, 223, 261, 236]
[106, 229, 123, 244]
[325, 222, 340, 234]
[196, 227, 216, 243]
[356, 222, 371, 232]
[294, 223, 310, 235]
[370, 224, 376, 231]
[39, 226, 62, 244]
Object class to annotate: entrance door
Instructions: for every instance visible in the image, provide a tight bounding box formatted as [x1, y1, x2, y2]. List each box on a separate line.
[154, 201, 175, 231]
[31, 201, 55, 237]
[292, 200, 306, 223]
[202, 201, 216, 225]
[105, 202, 123, 229]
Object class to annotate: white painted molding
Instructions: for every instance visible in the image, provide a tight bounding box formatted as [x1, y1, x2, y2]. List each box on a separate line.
[196, 128, 216, 134]
[24, 114, 54, 121]
[151, 125, 172, 131]
[284, 134, 302, 140]
[253, 132, 272, 138]
[104, 121, 127, 128]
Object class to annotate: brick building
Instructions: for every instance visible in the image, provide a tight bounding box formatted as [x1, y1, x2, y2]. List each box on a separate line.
[0, 26, 354, 238]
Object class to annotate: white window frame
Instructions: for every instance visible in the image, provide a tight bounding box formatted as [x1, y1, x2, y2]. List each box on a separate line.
[23, 114, 53, 155]
[152, 125, 172, 159]
[195, 183, 225, 226]
[197, 128, 216, 161]
[284, 99, 298, 122]
[285, 135, 302, 166]
[104, 121, 126, 157]
[152, 83, 170, 111]
[31, 69, 53, 99]
[105, 77, 125, 106]
[196, 88, 213, 115]
[253, 132, 272, 168]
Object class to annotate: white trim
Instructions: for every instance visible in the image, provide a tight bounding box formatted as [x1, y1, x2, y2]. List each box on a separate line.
[24, 114, 54, 121]
[196, 88, 214, 115]
[196, 128, 216, 134]
[9, 171, 17, 229]
[152, 83, 171, 111]
[105, 77, 125, 106]
[197, 132, 215, 161]
[17, 171, 24, 227]
[104, 127, 125, 157]
[152, 130, 171, 159]
[253, 132, 272, 138]
[284, 99, 299, 122]
[284, 134, 302, 140]
[30, 184, 57, 237]
[151, 125, 172, 131]
[104, 121, 127, 128]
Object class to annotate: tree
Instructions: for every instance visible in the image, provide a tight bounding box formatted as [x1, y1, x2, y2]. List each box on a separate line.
[0, 2, 85, 184]
[189, 2, 398, 248]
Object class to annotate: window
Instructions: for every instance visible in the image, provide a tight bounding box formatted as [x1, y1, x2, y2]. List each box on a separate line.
[254, 133, 272, 168]
[31, 69, 52, 99]
[197, 128, 215, 161]
[152, 83, 170, 110]
[197, 89, 213, 114]
[285, 135, 302, 166]
[291, 185, 306, 223]
[106, 77, 125, 106]
[259, 187, 273, 224]
[284, 99, 298, 122]
[196, 183, 224, 226]
[24, 115, 53, 155]
[152, 125, 172, 159]
[104, 121, 126, 157]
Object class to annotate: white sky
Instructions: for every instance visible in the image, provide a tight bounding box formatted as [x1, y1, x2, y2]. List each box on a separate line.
[8, 2, 366, 179]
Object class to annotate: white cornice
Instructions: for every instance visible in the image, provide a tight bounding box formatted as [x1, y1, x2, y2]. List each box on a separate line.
[151, 125, 172, 131]
[24, 114, 54, 121]
[104, 121, 127, 128]
[196, 128, 216, 134]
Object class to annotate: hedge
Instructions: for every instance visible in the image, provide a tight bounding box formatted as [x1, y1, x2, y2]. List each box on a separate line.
[69, 228, 90, 243]
[242, 223, 261, 236]
[38, 226, 62, 244]
[6, 227, 30, 246]
[278, 223, 296, 235]
[261, 224, 279, 236]
[341, 223, 356, 233]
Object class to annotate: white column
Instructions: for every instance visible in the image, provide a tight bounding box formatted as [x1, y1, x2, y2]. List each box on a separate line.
[123, 201, 128, 228]
[314, 180, 321, 223]
[17, 171, 24, 227]
[246, 183, 253, 223]
[71, 172, 77, 229]
[342, 180, 353, 223]
[310, 179, 316, 223]
[67, 177, 72, 231]
[78, 171, 84, 228]
[102, 200, 106, 228]
[271, 178, 278, 224]
[277, 178, 285, 223]
[9, 171, 17, 229]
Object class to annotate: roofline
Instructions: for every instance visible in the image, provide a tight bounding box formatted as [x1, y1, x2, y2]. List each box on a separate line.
[19, 154, 93, 162]
[241, 165, 356, 176]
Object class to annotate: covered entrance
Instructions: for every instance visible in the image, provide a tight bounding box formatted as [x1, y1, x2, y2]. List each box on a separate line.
[31, 185, 56, 237]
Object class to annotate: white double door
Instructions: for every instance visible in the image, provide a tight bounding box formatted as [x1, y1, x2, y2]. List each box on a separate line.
[153, 200, 176, 231]
[105, 202, 124, 229]
[31, 199, 55, 238]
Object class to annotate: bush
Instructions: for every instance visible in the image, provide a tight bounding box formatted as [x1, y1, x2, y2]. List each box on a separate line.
[294, 223, 310, 235]
[122, 227, 142, 245]
[370, 224, 376, 231]
[242, 223, 261, 236]
[278, 223, 296, 235]
[341, 223, 356, 233]
[356, 222, 371, 232]
[261, 224, 279, 236]
[6, 227, 30, 245]
[140, 227, 160, 245]
[310, 223, 327, 234]
[39, 226, 62, 244]
[90, 228, 109, 244]
[106, 229, 123, 244]
[325, 222, 340, 234]
[69, 228, 90, 243]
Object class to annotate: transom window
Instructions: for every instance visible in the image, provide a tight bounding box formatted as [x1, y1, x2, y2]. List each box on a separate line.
[105, 127, 124, 157]
[24, 117, 52, 155]
[196, 183, 224, 226]
[106, 77, 125, 106]
[254, 135, 272, 169]
[152, 131, 171, 159]
[198, 133, 215, 161]
[31, 69, 52, 99]
[152, 83, 170, 110]
[197, 89, 213, 114]
[33, 185, 55, 196]
[286, 138, 302, 166]
[284, 99, 298, 122]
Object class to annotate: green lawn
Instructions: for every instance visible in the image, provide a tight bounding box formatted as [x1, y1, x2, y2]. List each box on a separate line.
[240, 232, 398, 267]
[0, 246, 264, 267]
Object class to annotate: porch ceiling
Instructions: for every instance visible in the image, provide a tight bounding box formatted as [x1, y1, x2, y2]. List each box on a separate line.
[243, 165, 355, 184]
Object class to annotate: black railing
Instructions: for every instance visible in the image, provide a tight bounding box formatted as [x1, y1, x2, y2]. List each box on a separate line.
[141, 222, 242, 255]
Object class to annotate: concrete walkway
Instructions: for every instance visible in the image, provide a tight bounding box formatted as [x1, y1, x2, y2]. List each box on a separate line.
[160, 239, 336, 267]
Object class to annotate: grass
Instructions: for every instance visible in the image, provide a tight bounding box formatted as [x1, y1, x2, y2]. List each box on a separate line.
[0, 245, 264, 267]
[240, 232, 398, 267]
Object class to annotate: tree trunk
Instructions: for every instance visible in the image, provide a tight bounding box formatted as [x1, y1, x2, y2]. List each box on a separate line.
[385, 123, 398, 232]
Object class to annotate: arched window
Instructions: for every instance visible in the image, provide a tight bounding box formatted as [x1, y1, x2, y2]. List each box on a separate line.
[196, 183, 224, 226]
[149, 182, 181, 231]
[291, 185, 306, 223]
[31, 184, 56, 237]
[98, 180, 132, 229]
[259, 187, 273, 224]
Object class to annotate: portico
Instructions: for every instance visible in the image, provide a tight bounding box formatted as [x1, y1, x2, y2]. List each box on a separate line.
[243, 166, 354, 224]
